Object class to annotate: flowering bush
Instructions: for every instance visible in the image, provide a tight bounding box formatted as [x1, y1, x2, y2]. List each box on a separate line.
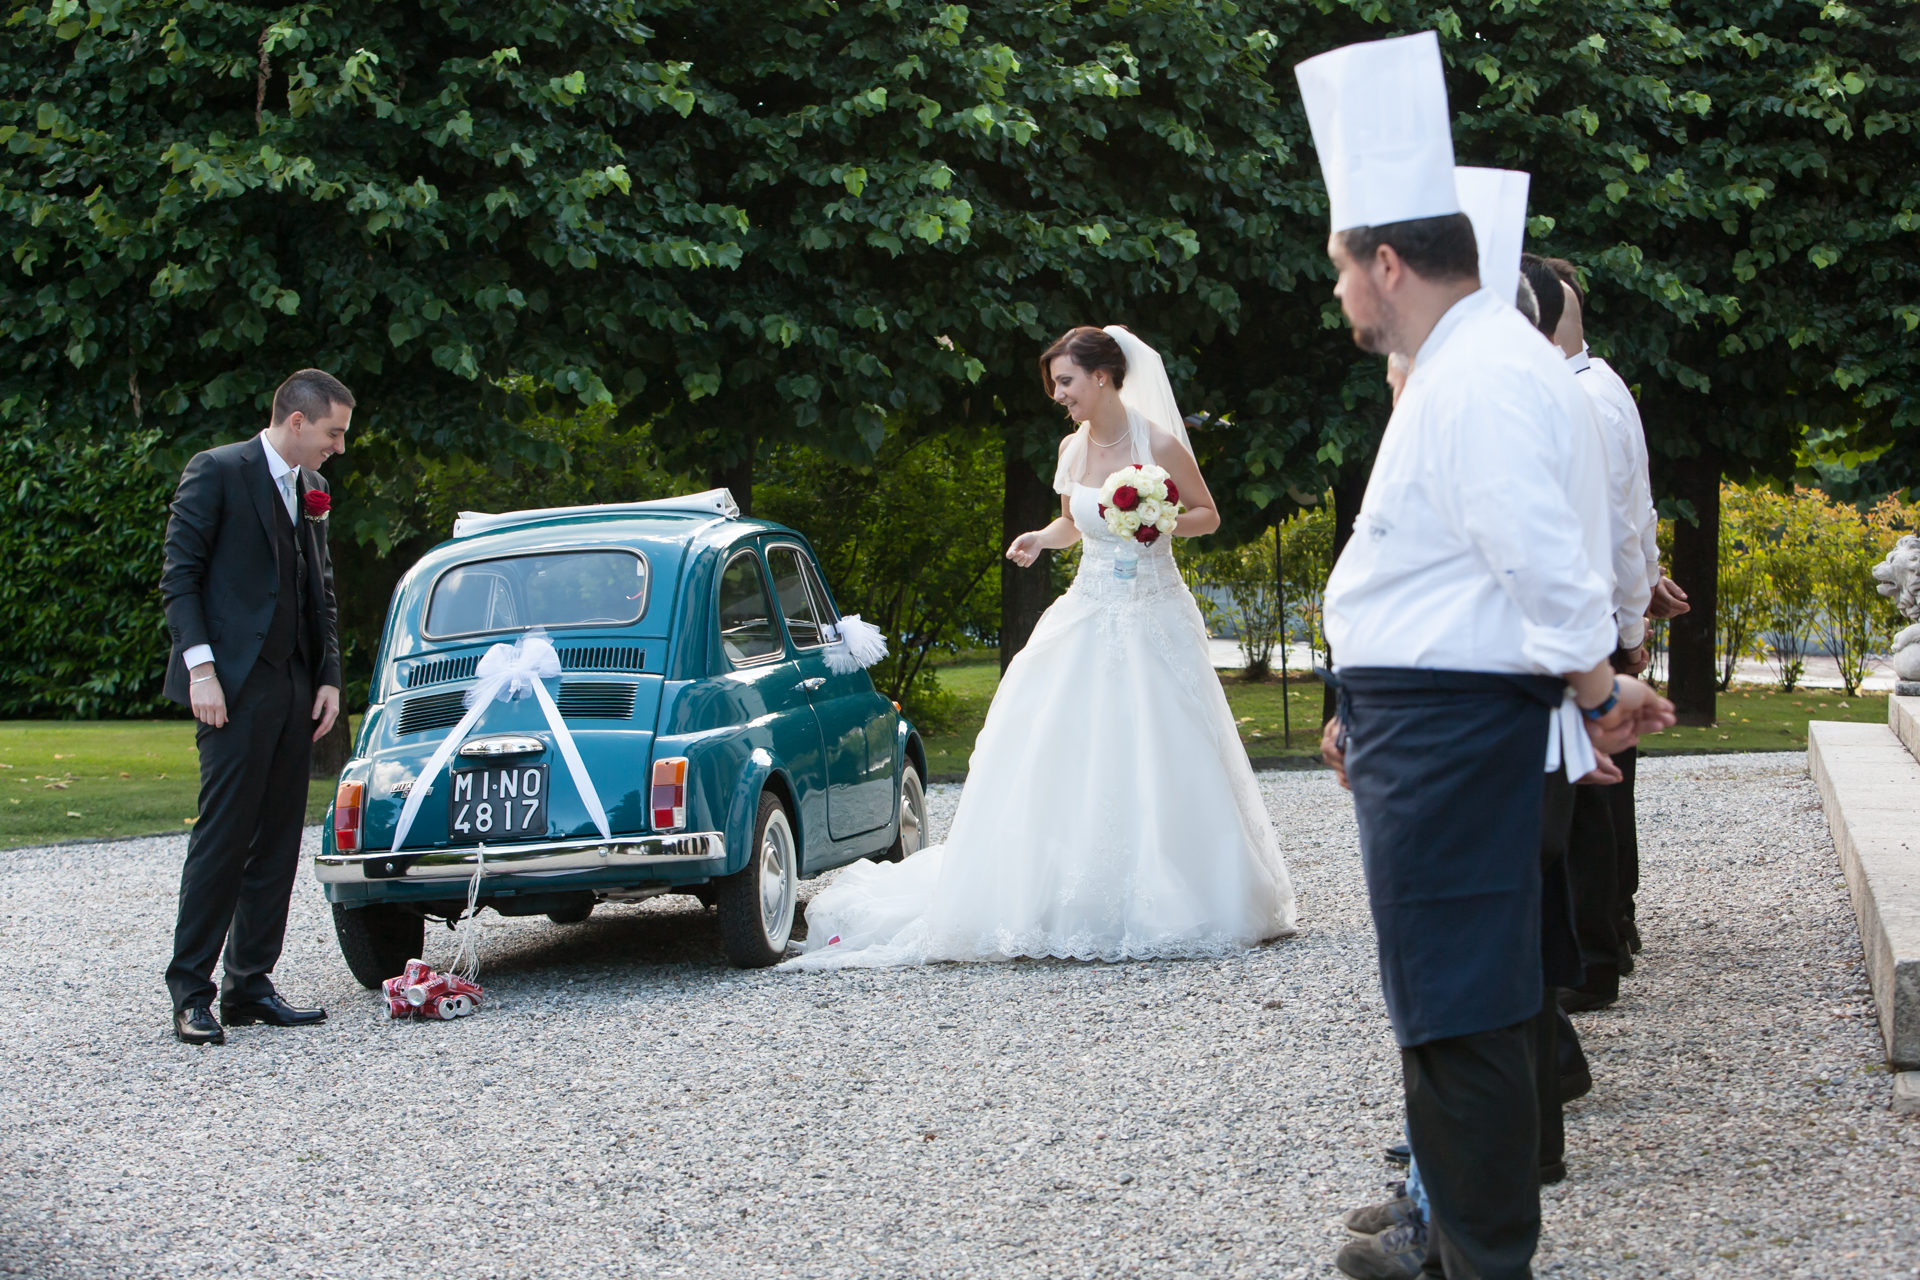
[1098, 464, 1182, 544]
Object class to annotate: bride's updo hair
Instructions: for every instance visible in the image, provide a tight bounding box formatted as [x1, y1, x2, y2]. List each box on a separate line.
[1038, 326, 1127, 394]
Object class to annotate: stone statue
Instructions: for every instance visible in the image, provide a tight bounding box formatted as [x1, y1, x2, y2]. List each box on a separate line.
[1873, 534, 1920, 692]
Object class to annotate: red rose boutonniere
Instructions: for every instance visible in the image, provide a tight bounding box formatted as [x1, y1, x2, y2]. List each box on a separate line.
[303, 489, 331, 524]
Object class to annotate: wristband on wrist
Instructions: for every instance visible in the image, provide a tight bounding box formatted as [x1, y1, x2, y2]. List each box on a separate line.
[1580, 677, 1619, 721]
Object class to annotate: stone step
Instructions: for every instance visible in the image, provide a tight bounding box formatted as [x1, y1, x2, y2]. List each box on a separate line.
[1890, 693, 1920, 766]
[1808, 719, 1920, 1069]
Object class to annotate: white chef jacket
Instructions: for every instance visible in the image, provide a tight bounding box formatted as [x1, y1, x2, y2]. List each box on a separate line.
[1569, 347, 1659, 648]
[1326, 288, 1617, 676]
[182, 431, 300, 674]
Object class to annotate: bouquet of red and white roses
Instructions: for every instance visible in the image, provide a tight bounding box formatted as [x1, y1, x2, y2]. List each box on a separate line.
[1098, 463, 1182, 544]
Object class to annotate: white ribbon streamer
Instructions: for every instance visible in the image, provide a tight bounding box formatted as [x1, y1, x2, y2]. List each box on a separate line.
[1544, 690, 1599, 781]
[386, 633, 613, 854]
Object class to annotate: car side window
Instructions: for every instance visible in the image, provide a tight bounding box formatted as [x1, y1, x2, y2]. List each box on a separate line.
[717, 551, 782, 666]
[799, 555, 840, 629]
[765, 544, 826, 649]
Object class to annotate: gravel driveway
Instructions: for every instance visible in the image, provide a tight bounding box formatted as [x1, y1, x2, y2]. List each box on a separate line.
[2, 753, 1914, 1278]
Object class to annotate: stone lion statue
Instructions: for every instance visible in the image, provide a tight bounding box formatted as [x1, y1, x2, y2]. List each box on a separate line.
[1873, 534, 1920, 681]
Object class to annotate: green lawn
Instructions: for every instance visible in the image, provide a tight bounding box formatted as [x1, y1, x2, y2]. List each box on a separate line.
[0, 682, 1891, 847]
[913, 655, 1892, 777]
[0, 720, 344, 851]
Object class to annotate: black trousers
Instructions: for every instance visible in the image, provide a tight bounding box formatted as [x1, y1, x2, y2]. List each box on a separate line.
[166, 656, 313, 1010]
[1535, 773, 1578, 1174]
[1566, 782, 1620, 999]
[1608, 746, 1639, 934]
[1408, 1020, 1539, 1280]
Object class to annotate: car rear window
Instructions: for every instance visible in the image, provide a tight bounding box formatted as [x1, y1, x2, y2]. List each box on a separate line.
[426, 550, 648, 638]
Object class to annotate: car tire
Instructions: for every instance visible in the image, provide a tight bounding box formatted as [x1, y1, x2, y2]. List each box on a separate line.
[331, 902, 425, 990]
[546, 902, 594, 925]
[879, 763, 927, 863]
[716, 792, 798, 968]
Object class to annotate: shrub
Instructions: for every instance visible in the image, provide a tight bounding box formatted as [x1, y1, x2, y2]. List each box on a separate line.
[0, 426, 176, 717]
[756, 429, 1002, 729]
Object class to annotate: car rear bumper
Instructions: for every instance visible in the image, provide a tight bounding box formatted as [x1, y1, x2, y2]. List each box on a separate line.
[314, 832, 726, 885]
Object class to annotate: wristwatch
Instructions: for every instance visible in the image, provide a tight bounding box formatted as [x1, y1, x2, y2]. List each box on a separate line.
[1580, 678, 1619, 721]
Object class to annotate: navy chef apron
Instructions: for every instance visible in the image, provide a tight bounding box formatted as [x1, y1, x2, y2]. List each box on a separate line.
[1335, 667, 1565, 1047]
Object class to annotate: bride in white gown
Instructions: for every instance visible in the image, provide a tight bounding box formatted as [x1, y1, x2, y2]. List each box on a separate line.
[783, 325, 1296, 969]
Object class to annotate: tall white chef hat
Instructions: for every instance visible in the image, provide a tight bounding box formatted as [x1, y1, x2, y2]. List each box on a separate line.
[1294, 30, 1459, 233]
[1454, 166, 1531, 309]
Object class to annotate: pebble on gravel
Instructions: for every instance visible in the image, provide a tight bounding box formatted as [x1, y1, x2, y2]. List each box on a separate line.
[0, 752, 1913, 1279]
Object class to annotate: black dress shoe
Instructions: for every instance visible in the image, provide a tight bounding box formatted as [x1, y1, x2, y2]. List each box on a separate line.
[1557, 983, 1617, 1014]
[174, 1005, 225, 1045]
[1623, 921, 1642, 954]
[220, 993, 326, 1027]
[1560, 1066, 1594, 1104]
[1617, 939, 1635, 977]
[1383, 1141, 1411, 1166]
[1538, 1160, 1567, 1186]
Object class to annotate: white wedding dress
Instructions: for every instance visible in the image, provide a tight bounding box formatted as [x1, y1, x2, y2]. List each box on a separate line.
[783, 411, 1297, 970]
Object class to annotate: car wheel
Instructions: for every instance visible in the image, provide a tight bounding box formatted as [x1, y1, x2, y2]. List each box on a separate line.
[546, 901, 594, 925]
[331, 902, 424, 989]
[880, 763, 927, 863]
[716, 792, 797, 967]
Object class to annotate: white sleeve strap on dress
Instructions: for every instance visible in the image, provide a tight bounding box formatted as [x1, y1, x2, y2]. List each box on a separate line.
[1052, 422, 1089, 495]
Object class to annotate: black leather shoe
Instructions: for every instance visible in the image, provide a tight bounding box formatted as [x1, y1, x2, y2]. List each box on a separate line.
[1383, 1141, 1411, 1166]
[1557, 983, 1617, 1014]
[1617, 939, 1636, 977]
[1538, 1160, 1567, 1186]
[220, 993, 326, 1028]
[1560, 1066, 1594, 1104]
[174, 1005, 225, 1045]
[1623, 920, 1642, 954]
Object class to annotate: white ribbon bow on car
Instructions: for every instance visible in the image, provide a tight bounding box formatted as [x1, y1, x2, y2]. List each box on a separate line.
[386, 633, 613, 854]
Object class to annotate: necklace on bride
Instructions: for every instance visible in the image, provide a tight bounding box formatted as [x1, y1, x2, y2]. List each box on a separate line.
[1086, 423, 1128, 448]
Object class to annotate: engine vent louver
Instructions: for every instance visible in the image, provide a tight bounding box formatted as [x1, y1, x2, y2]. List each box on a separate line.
[405, 646, 643, 690]
[559, 645, 645, 673]
[555, 681, 638, 720]
[405, 654, 480, 689]
[394, 690, 469, 735]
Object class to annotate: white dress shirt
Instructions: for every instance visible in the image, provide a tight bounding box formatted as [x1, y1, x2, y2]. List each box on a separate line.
[183, 432, 298, 674]
[1325, 288, 1617, 676]
[1568, 347, 1659, 648]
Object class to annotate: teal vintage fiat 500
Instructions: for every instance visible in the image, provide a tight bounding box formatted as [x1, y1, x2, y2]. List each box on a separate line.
[315, 491, 928, 984]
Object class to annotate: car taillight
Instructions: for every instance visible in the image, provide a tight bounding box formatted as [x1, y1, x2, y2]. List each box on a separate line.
[651, 757, 688, 831]
[333, 780, 364, 852]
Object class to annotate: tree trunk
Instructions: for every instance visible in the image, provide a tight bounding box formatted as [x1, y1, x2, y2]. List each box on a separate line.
[1321, 466, 1368, 724]
[713, 438, 754, 517]
[1666, 449, 1721, 726]
[1000, 431, 1057, 671]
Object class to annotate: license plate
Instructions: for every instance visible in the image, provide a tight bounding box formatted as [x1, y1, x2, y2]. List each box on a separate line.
[448, 764, 548, 840]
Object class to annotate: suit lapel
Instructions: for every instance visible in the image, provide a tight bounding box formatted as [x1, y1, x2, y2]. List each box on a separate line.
[240, 436, 281, 569]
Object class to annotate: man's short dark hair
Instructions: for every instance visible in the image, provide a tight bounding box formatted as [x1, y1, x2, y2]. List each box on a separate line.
[1520, 254, 1565, 337]
[1338, 213, 1479, 284]
[1540, 256, 1585, 314]
[271, 368, 356, 425]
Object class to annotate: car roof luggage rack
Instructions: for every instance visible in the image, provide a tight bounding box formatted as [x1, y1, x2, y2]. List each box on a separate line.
[452, 488, 740, 539]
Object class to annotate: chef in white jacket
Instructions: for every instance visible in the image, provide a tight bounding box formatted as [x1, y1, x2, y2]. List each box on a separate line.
[1535, 255, 1685, 1009]
[1296, 30, 1675, 1280]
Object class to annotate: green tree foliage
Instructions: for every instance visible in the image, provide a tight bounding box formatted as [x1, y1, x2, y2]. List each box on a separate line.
[0, 1, 753, 469]
[3, 2, 1915, 720]
[756, 430, 1002, 727]
[1181, 499, 1334, 680]
[1712, 492, 1768, 692]
[0, 425, 174, 715]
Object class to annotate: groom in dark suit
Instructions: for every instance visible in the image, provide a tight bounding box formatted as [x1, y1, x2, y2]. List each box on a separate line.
[159, 368, 352, 1044]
